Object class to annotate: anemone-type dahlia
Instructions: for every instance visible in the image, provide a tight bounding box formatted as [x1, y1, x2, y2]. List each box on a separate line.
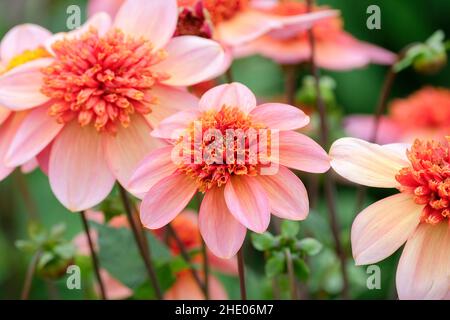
[0, 24, 53, 180]
[330, 137, 450, 300]
[128, 82, 330, 259]
[235, 1, 395, 69]
[88, 0, 338, 49]
[0, 0, 228, 211]
[345, 87, 450, 144]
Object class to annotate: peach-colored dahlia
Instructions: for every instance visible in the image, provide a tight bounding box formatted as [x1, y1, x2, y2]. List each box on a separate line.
[88, 0, 338, 49]
[0, 0, 227, 211]
[128, 82, 330, 259]
[0, 24, 53, 180]
[235, 1, 395, 69]
[345, 87, 450, 144]
[330, 137, 450, 300]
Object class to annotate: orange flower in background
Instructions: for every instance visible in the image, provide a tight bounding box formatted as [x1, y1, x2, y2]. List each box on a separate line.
[235, 1, 395, 69]
[0, 0, 228, 211]
[330, 137, 450, 300]
[345, 87, 450, 144]
[74, 210, 234, 300]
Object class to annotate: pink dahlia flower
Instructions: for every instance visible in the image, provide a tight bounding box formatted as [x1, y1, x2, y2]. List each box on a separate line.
[330, 137, 450, 300]
[0, 0, 228, 211]
[88, 0, 338, 48]
[234, 2, 395, 69]
[0, 24, 54, 180]
[128, 82, 330, 259]
[345, 87, 450, 144]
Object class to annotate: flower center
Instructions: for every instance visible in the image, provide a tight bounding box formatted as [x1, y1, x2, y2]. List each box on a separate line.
[396, 137, 450, 225]
[203, 0, 249, 25]
[175, 106, 272, 192]
[41, 28, 168, 134]
[1, 47, 50, 73]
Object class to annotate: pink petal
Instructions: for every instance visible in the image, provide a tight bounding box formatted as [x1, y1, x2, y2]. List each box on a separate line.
[249, 103, 309, 130]
[98, 269, 133, 300]
[351, 193, 422, 265]
[0, 58, 53, 110]
[0, 106, 11, 126]
[199, 186, 246, 259]
[87, 0, 124, 18]
[224, 176, 270, 233]
[36, 142, 52, 176]
[5, 104, 63, 167]
[215, 10, 282, 47]
[20, 158, 38, 174]
[207, 252, 238, 275]
[396, 223, 450, 300]
[45, 13, 112, 54]
[151, 109, 200, 140]
[155, 36, 227, 87]
[49, 123, 115, 211]
[140, 172, 197, 229]
[127, 146, 177, 197]
[330, 137, 410, 188]
[0, 24, 52, 63]
[145, 84, 199, 129]
[277, 131, 330, 173]
[357, 40, 397, 65]
[199, 83, 257, 113]
[0, 112, 26, 180]
[256, 166, 309, 220]
[73, 230, 99, 256]
[104, 115, 162, 187]
[113, 0, 177, 50]
[344, 115, 403, 145]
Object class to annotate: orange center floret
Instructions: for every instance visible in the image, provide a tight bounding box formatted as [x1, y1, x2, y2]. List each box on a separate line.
[203, 0, 249, 25]
[41, 28, 169, 134]
[396, 138, 450, 225]
[176, 106, 270, 192]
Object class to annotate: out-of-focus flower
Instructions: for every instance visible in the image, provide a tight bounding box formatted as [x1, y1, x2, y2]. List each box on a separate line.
[88, 0, 338, 48]
[330, 137, 450, 300]
[345, 87, 450, 144]
[0, 24, 52, 180]
[129, 82, 330, 259]
[162, 210, 235, 299]
[74, 210, 233, 300]
[0, 0, 228, 211]
[235, 1, 395, 69]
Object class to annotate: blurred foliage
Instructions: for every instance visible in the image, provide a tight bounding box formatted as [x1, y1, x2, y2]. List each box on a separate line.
[0, 0, 448, 300]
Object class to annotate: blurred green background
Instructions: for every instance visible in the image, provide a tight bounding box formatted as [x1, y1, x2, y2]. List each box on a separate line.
[0, 0, 448, 299]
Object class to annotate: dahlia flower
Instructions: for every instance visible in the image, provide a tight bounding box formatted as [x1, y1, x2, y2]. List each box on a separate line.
[345, 87, 450, 144]
[0, 0, 227, 211]
[235, 1, 395, 69]
[0, 24, 52, 180]
[128, 82, 330, 258]
[88, 0, 339, 48]
[330, 137, 450, 300]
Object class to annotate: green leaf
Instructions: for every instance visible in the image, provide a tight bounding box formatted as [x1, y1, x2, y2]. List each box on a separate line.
[53, 242, 76, 260]
[296, 238, 323, 256]
[280, 220, 300, 238]
[251, 232, 277, 251]
[49, 223, 67, 239]
[96, 222, 171, 290]
[265, 252, 285, 277]
[293, 259, 310, 281]
[15, 240, 37, 252]
[38, 252, 54, 269]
